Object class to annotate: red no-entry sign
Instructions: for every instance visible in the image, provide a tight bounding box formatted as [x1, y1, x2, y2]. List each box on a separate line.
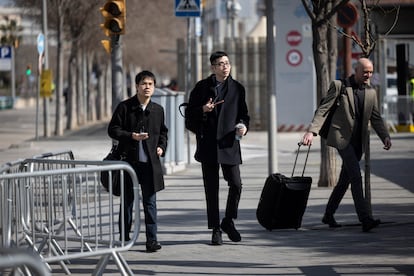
[286, 30, 302, 47]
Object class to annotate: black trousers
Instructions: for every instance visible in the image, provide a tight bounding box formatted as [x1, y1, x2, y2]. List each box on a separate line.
[325, 143, 371, 222]
[201, 163, 242, 229]
[120, 162, 157, 242]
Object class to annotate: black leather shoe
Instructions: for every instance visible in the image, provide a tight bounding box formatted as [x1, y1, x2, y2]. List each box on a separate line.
[362, 218, 381, 232]
[322, 214, 342, 228]
[220, 218, 241, 242]
[146, 240, 162, 252]
[211, 227, 223, 245]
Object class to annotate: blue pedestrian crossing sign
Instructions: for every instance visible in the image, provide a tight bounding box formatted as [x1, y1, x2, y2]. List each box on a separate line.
[37, 33, 45, 55]
[175, 0, 201, 17]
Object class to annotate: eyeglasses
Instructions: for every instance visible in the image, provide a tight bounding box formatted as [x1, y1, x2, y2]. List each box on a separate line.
[213, 62, 231, 68]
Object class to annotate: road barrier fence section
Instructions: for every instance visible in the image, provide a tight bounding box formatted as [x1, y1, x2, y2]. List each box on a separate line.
[0, 248, 51, 276]
[383, 95, 414, 132]
[0, 158, 141, 275]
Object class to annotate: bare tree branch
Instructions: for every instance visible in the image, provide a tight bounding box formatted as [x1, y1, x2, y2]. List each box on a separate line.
[383, 5, 400, 36]
[329, 0, 400, 58]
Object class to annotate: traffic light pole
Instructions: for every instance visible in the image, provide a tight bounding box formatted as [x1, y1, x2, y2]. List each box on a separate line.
[100, 0, 126, 111]
[111, 34, 123, 112]
[42, 0, 50, 137]
[266, 0, 278, 174]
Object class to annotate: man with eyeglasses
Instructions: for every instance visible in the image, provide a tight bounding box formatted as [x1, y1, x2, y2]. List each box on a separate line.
[186, 51, 250, 245]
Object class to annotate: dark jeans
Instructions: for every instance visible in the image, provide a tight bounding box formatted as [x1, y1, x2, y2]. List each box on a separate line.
[120, 162, 157, 242]
[201, 163, 242, 229]
[325, 143, 371, 222]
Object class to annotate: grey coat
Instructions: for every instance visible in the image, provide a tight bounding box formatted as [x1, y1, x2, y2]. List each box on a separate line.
[308, 78, 390, 153]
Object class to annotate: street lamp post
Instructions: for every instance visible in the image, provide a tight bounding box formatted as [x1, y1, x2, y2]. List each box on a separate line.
[266, 0, 278, 174]
[41, 0, 50, 137]
[226, 0, 241, 39]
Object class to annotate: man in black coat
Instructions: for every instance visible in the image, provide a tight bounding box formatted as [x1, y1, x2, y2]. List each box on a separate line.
[186, 51, 250, 245]
[108, 70, 168, 252]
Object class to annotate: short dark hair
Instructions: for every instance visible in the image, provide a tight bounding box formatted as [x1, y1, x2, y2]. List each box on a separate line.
[210, 51, 228, 65]
[135, 70, 156, 85]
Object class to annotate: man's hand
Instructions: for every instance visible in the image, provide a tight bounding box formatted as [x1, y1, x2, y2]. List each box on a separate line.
[156, 147, 163, 156]
[203, 98, 215, 113]
[132, 132, 149, 141]
[235, 123, 247, 137]
[202, 98, 224, 113]
[302, 132, 314, 146]
[383, 137, 392, 150]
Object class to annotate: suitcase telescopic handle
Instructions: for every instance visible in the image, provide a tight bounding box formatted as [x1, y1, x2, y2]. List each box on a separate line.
[292, 142, 311, 177]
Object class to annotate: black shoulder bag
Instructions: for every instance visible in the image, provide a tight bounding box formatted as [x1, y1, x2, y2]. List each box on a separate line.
[179, 102, 200, 134]
[101, 144, 126, 196]
[318, 80, 343, 139]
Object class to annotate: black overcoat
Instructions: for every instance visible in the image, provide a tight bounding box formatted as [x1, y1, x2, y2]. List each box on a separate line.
[186, 74, 250, 165]
[108, 95, 168, 193]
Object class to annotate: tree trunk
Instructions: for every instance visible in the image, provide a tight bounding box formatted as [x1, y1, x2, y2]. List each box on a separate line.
[75, 50, 83, 126]
[54, 3, 64, 136]
[87, 53, 97, 122]
[96, 61, 103, 121]
[326, 10, 339, 187]
[104, 64, 112, 118]
[312, 20, 337, 187]
[66, 49, 78, 130]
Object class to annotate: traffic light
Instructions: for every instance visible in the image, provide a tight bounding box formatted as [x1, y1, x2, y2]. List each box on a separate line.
[101, 39, 111, 54]
[100, 0, 126, 36]
[26, 64, 32, 76]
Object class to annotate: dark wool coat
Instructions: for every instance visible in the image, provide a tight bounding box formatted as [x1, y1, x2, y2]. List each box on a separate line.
[108, 95, 168, 193]
[186, 74, 250, 165]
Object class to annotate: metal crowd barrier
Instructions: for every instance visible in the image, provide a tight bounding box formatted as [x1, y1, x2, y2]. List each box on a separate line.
[32, 149, 75, 161]
[0, 159, 26, 174]
[29, 150, 76, 173]
[383, 95, 414, 132]
[0, 150, 75, 175]
[0, 159, 141, 275]
[0, 150, 76, 251]
[0, 248, 51, 276]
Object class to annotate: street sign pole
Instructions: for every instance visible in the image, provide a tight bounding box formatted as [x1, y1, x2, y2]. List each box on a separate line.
[175, 0, 201, 164]
[11, 47, 16, 102]
[41, 0, 50, 138]
[111, 34, 123, 112]
[36, 33, 45, 141]
[185, 17, 191, 164]
[266, 0, 278, 173]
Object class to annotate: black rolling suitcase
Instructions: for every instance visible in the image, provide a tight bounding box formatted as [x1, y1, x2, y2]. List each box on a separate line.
[257, 143, 312, 230]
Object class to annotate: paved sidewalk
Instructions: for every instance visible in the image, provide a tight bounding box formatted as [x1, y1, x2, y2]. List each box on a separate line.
[1, 105, 414, 275]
